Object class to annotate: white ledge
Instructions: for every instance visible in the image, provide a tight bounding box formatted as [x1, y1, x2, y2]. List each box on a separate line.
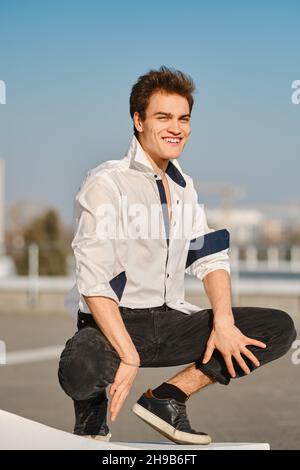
[115, 441, 270, 450]
[0, 410, 269, 450]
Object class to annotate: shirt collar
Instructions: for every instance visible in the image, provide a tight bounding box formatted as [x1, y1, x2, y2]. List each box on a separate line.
[125, 134, 186, 188]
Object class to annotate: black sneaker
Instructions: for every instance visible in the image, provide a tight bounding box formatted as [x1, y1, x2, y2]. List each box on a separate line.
[73, 392, 111, 442]
[132, 389, 211, 445]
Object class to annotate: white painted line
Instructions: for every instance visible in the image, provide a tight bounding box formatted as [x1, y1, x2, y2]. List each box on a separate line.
[5, 346, 63, 365]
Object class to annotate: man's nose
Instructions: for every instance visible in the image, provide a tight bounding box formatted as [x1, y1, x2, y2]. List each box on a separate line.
[167, 119, 182, 134]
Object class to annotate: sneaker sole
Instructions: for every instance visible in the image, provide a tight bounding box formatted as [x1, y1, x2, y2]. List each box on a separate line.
[132, 403, 211, 445]
[84, 432, 112, 442]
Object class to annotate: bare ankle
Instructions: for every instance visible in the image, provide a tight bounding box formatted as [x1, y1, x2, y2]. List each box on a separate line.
[167, 364, 214, 396]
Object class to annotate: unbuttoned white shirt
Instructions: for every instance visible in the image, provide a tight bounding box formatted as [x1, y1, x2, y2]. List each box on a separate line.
[65, 135, 230, 315]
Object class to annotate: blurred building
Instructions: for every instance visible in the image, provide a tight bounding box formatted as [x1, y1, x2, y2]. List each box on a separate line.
[207, 207, 264, 245]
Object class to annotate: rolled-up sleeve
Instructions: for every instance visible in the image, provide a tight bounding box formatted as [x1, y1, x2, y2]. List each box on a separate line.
[72, 174, 121, 304]
[185, 183, 231, 281]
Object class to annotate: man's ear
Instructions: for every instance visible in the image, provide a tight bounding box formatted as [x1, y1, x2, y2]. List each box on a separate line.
[133, 111, 143, 133]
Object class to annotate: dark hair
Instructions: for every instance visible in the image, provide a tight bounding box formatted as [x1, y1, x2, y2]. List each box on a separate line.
[129, 65, 196, 138]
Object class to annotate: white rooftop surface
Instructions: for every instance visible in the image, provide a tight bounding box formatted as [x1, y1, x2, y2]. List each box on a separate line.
[113, 442, 270, 450]
[0, 410, 270, 450]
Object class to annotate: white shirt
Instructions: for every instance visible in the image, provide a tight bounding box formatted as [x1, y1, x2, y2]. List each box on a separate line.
[65, 134, 230, 316]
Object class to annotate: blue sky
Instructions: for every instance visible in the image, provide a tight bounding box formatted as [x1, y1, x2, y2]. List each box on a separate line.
[0, 0, 299, 225]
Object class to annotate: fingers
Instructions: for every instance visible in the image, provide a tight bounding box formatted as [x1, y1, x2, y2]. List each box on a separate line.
[109, 380, 119, 416]
[110, 386, 129, 421]
[109, 381, 118, 397]
[241, 346, 260, 368]
[112, 388, 128, 421]
[245, 337, 267, 349]
[109, 362, 139, 421]
[233, 352, 250, 375]
[224, 355, 236, 378]
[224, 346, 261, 379]
[202, 343, 215, 364]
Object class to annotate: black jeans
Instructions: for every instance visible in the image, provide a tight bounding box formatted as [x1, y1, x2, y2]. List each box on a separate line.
[58, 304, 296, 430]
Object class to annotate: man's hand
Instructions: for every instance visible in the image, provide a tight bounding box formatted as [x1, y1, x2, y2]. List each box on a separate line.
[82, 296, 141, 421]
[109, 361, 139, 421]
[202, 319, 267, 377]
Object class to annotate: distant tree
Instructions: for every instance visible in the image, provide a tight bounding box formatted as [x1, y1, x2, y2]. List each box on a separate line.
[12, 208, 68, 275]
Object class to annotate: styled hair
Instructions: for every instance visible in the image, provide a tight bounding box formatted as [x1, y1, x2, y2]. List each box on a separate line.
[129, 65, 196, 138]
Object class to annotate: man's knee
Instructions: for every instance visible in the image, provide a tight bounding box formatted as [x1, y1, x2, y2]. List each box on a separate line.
[270, 309, 297, 350]
[58, 327, 119, 401]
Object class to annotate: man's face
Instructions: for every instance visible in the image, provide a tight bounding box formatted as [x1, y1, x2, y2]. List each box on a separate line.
[134, 91, 191, 162]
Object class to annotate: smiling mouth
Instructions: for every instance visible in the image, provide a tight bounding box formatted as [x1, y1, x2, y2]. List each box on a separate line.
[162, 137, 182, 145]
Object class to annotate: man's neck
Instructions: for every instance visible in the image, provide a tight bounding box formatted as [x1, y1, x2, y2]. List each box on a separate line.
[144, 151, 169, 177]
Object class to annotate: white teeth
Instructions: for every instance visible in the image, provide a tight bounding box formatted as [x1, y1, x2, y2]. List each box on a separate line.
[163, 138, 180, 143]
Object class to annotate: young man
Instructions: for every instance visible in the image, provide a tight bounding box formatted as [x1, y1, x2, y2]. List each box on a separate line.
[58, 66, 296, 445]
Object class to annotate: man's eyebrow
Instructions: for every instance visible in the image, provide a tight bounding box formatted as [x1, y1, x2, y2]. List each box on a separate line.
[153, 112, 191, 118]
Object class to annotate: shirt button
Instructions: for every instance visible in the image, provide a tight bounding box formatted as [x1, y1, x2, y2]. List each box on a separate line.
[167, 273, 170, 278]
[177, 200, 179, 204]
[173, 221, 176, 226]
